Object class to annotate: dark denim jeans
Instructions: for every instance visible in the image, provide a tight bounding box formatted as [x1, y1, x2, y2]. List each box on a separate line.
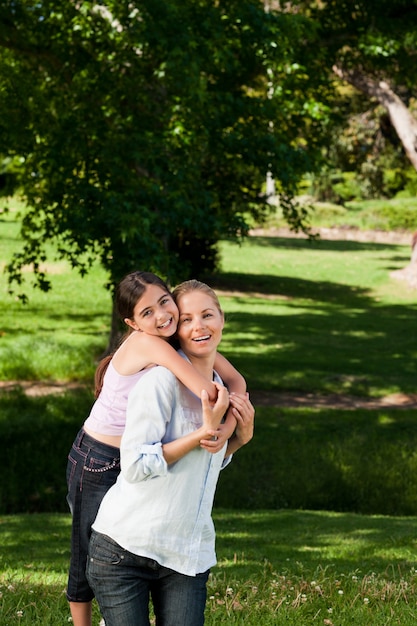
[66, 429, 120, 602]
[86, 531, 209, 626]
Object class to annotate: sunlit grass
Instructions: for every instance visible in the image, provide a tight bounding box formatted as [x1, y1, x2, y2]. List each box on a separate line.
[2, 202, 416, 396]
[2, 197, 417, 624]
[0, 213, 110, 381]
[2, 511, 417, 625]
[213, 235, 417, 396]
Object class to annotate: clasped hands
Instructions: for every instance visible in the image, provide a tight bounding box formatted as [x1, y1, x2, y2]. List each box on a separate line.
[200, 382, 254, 454]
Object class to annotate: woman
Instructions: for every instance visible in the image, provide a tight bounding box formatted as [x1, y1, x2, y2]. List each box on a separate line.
[86, 280, 254, 625]
[66, 271, 246, 626]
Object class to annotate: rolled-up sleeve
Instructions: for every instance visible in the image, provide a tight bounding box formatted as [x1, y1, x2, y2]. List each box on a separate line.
[121, 367, 176, 483]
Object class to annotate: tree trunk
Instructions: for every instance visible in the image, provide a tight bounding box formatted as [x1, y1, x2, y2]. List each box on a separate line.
[98, 297, 124, 358]
[332, 65, 417, 171]
[411, 232, 417, 265]
[390, 231, 417, 288]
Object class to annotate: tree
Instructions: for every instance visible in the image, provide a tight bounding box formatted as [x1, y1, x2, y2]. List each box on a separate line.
[295, 0, 417, 174]
[0, 1, 330, 348]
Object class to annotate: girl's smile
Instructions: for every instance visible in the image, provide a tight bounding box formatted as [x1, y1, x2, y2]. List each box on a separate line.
[128, 284, 179, 337]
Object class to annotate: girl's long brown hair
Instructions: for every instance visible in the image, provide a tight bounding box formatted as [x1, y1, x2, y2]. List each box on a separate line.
[94, 271, 171, 397]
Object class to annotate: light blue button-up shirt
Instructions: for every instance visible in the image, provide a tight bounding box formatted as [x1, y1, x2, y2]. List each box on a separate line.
[92, 354, 231, 576]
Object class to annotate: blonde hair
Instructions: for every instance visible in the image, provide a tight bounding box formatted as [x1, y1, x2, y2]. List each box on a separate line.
[172, 279, 223, 314]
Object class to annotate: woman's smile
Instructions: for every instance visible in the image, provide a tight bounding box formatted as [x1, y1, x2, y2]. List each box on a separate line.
[177, 291, 224, 358]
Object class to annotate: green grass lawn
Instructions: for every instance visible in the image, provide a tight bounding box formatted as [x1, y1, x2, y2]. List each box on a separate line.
[210, 233, 417, 397]
[1, 204, 416, 397]
[0, 210, 111, 381]
[2, 197, 417, 625]
[2, 510, 417, 625]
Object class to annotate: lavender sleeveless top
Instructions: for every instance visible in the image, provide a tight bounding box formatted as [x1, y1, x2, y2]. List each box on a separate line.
[84, 361, 147, 436]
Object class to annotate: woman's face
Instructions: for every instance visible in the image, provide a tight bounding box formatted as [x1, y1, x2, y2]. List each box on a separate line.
[126, 284, 179, 338]
[176, 290, 224, 358]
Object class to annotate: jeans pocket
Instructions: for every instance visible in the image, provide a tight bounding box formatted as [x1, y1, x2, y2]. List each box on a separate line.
[89, 532, 125, 566]
[84, 455, 120, 475]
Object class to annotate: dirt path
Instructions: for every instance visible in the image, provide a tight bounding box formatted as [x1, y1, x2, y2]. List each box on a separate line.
[249, 225, 413, 245]
[1, 381, 417, 409]
[251, 390, 417, 410]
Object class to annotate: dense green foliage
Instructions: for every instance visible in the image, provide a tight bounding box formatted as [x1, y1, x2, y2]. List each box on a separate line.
[297, 0, 417, 200]
[304, 0, 417, 89]
[0, 0, 329, 302]
[1, 1, 416, 314]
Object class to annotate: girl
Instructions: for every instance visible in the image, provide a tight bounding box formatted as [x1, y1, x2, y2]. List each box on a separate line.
[66, 271, 247, 626]
[86, 280, 254, 625]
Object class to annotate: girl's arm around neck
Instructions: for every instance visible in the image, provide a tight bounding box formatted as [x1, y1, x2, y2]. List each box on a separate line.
[210, 352, 247, 444]
[115, 333, 219, 402]
[214, 352, 246, 394]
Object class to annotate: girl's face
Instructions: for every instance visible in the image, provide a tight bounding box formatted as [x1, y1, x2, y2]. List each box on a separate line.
[176, 290, 224, 358]
[126, 284, 179, 338]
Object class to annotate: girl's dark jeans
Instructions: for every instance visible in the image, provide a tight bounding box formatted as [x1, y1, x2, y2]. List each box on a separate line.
[66, 428, 120, 602]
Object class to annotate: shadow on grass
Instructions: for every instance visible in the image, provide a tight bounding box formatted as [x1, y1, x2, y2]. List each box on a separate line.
[0, 390, 94, 515]
[209, 270, 373, 303]
[214, 293, 417, 395]
[214, 508, 417, 577]
[214, 406, 417, 517]
[0, 513, 71, 574]
[0, 305, 107, 337]
[244, 235, 410, 255]
[204, 234, 417, 396]
[2, 510, 416, 583]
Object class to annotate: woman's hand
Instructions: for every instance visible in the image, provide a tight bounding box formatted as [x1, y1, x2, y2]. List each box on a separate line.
[200, 390, 254, 455]
[199, 417, 236, 453]
[162, 384, 229, 465]
[200, 383, 229, 433]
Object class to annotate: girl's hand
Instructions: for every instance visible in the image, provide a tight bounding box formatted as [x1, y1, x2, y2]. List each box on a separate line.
[226, 392, 255, 454]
